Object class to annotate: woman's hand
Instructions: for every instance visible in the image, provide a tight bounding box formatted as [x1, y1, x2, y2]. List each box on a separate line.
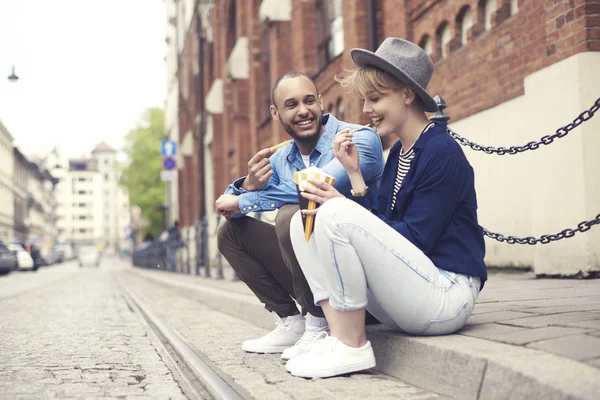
[299, 178, 343, 216]
[334, 129, 360, 173]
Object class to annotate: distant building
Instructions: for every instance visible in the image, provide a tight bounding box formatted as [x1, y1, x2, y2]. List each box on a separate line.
[0, 121, 15, 243]
[12, 148, 28, 243]
[46, 143, 130, 252]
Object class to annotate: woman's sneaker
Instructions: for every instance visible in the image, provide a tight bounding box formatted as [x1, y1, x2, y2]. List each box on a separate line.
[281, 326, 330, 360]
[241, 312, 305, 354]
[285, 336, 376, 378]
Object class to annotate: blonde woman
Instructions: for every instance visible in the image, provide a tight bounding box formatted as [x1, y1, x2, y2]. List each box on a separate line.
[287, 38, 487, 378]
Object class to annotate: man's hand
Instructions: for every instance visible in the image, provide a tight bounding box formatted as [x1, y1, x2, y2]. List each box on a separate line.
[215, 194, 241, 218]
[241, 148, 274, 191]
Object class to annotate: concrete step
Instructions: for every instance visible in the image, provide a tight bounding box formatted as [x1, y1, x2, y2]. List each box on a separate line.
[125, 267, 600, 400]
[120, 269, 447, 400]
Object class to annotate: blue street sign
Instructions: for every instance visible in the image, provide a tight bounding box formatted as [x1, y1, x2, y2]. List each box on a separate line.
[163, 156, 176, 171]
[161, 140, 177, 157]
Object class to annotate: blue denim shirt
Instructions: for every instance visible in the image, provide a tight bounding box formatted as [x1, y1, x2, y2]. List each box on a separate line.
[353, 121, 487, 286]
[224, 113, 384, 216]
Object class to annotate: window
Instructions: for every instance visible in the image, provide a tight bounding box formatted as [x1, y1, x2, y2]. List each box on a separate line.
[484, 0, 497, 31]
[105, 173, 109, 181]
[79, 215, 87, 220]
[79, 228, 87, 233]
[437, 22, 451, 59]
[78, 190, 86, 195]
[336, 98, 345, 121]
[261, 25, 272, 119]
[457, 6, 473, 45]
[510, 0, 518, 15]
[79, 203, 86, 207]
[419, 35, 433, 57]
[316, 0, 344, 70]
[78, 177, 86, 182]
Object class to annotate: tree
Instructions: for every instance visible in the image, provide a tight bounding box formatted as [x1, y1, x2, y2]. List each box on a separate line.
[120, 107, 166, 239]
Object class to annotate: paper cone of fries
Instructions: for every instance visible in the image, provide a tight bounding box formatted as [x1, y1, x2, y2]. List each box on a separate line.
[294, 167, 336, 242]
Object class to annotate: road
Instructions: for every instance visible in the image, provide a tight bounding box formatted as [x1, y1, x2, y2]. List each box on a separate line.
[0, 258, 446, 400]
[0, 260, 188, 399]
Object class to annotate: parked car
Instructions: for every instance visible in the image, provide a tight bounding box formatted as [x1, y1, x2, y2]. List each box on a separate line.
[0, 240, 18, 275]
[8, 244, 36, 271]
[78, 246, 101, 267]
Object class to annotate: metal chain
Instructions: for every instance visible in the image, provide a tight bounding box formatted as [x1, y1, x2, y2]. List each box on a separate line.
[483, 213, 600, 244]
[447, 97, 600, 155]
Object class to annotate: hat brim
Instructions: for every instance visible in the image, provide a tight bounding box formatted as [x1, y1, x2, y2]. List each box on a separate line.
[350, 48, 438, 113]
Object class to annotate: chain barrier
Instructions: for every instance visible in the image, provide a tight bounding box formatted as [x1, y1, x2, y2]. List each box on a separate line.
[445, 97, 600, 155]
[428, 96, 600, 244]
[482, 213, 600, 244]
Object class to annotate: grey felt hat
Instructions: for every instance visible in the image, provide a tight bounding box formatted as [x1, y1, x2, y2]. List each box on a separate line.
[350, 37, 438, 112]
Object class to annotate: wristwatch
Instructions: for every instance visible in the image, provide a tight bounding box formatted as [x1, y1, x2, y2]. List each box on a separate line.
[351, 187, 368, 197]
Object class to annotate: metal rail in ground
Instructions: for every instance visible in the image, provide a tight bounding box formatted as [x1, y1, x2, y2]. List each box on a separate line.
[117, 276, 249, 400]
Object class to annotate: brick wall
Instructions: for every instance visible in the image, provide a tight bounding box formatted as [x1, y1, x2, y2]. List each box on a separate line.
[178, 0, 599, 219]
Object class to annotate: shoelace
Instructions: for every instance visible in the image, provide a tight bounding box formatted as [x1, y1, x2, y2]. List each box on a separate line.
[294, 328, 329, 346]
[266, 315, 291, 337]
[301, 332, 333, 354]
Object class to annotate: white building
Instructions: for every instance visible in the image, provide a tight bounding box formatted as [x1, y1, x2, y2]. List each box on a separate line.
[0, 121, 14, 243]
[47, 143, 130, 253]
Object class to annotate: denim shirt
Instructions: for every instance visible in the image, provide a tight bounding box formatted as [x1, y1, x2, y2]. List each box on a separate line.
[224, 113, 384, 216]
[353, 121, 487, 286]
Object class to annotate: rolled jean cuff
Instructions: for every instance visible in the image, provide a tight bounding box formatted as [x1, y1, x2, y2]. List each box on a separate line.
[328, 298, 369, 312]
[312, 291, 330, 307]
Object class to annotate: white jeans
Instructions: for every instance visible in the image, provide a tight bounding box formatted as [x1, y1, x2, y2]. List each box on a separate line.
[290, 197, 480, 335]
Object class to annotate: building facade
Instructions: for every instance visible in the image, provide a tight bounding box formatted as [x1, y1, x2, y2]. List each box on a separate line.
[12, 148, 28, 243]
[48, 144, 130, 253]
[0, 121, 15, 243]
[167, 0, 600, 276]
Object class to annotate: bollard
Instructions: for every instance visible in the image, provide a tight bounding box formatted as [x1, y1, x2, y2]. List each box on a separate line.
[429, 95, 450, 123]
[194, 220, 201, 276]
[202, 216, 211, 278]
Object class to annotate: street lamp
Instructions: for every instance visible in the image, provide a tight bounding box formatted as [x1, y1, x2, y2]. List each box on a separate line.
[7, 66, 19, 82]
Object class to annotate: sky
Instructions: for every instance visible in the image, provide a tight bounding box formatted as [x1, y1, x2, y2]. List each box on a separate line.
[0, 0, 167, 159]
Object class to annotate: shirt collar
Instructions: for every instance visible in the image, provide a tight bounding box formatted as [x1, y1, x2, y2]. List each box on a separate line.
[286, 113, 338, 162]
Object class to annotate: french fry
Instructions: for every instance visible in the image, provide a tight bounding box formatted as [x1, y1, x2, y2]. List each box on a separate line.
[269, 140, 292, 152]
[347, 123, 374, 134]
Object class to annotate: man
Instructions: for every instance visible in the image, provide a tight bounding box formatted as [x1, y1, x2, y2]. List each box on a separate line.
[166, 220, 182, 272]
[216, 72, 384, 360]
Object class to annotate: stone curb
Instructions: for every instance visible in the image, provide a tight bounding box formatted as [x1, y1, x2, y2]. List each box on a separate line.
[126, 268, 600, 400]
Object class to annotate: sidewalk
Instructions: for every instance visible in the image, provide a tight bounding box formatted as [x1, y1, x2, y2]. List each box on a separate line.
[125, 265, 600, 399]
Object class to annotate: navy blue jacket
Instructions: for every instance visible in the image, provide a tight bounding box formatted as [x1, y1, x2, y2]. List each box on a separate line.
[355, 122, 487, 286]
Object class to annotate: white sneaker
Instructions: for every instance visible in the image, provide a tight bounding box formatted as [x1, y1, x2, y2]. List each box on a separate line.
[241, 312, 305, 354]
[285, 335, 376, 378]
[281, 325, 330, 360]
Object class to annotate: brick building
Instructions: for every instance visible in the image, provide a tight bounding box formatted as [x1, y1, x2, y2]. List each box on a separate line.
[166, 0, 600, 276]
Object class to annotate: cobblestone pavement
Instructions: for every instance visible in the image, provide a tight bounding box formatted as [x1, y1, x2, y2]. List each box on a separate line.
[143, 265, 600, 369]
[0, 260, 187, 399]
[121, 271, 448, 400]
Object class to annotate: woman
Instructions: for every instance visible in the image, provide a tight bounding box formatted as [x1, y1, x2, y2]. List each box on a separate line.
[286, 38, 487, 379]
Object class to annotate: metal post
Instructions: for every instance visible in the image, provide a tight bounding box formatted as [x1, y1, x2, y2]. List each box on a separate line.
[194, 220, 201, 276]
[202, 216, 211, 278]
[429, 95, 450, 123]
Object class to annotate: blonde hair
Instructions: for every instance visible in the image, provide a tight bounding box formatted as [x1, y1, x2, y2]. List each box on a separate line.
[336, 67, 405, 97]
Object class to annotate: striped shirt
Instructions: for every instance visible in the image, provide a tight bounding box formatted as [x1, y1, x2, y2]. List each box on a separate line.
[390, 123, 434, 211]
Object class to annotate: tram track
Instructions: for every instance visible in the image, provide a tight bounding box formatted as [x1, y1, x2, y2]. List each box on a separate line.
[117, 275, 250, 400]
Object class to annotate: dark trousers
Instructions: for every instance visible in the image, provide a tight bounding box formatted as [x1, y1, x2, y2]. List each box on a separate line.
[217, 205, 324, 318]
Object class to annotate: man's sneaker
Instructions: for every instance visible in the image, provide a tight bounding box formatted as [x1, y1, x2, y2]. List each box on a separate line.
[241, 312, 305, 354]
[281, 325, 330, 360]
[285, 335, 376, 378]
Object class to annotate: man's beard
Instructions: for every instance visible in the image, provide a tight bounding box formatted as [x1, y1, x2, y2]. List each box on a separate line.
[280, 114, 323, 144]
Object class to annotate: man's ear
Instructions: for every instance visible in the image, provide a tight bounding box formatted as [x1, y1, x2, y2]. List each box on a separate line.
[318, 94, 324, 112]
[270, 105, 279, 121]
